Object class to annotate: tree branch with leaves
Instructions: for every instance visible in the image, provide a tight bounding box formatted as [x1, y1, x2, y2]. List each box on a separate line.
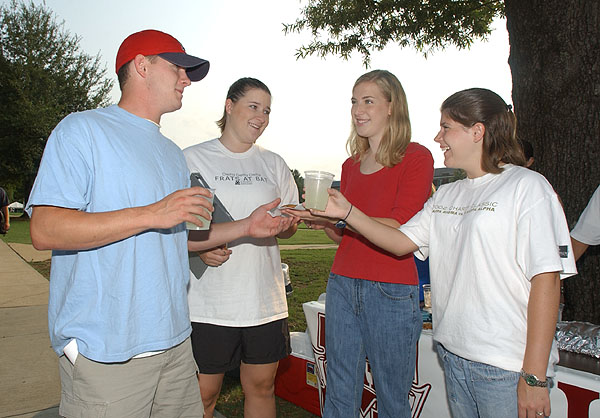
[0, 0, 113, 201]
[283, 0, 504, 67]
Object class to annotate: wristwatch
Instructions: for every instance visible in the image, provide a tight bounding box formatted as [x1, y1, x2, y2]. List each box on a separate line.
[335, 219, 347, 229]
[520, 369, 548, 387]
[335, 204, 353, 229]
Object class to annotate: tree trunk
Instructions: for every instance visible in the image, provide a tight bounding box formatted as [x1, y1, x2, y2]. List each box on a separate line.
[505, 0, 600, 323]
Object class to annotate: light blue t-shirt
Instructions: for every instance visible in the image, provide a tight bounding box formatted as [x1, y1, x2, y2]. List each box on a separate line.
[26, 105, 192, 363]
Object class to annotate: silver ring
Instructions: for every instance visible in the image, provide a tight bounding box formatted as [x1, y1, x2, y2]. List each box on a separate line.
[536, 412, 544, 416]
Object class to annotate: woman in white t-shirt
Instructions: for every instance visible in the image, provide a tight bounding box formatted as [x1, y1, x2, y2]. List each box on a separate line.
[288, 88, 577, 418]
[184, 78, 299, 418]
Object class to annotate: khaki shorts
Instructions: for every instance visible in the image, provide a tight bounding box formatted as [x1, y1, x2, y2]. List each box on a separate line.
[58, 337, 203, 418]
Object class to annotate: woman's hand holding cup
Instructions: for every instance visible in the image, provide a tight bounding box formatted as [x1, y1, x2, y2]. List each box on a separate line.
[309, 188, 352, 220]
[281, 188, 352, 222]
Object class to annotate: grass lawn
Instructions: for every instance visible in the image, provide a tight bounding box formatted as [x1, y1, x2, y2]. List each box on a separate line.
[4, 216, 333, 247]
[9, 218, 333, 417]
[1, 214, 32, 244]
[277, 223, 333, 246]
[282, 249, 335, 332]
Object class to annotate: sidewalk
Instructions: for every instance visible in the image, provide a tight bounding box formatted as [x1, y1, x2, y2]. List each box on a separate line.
[6, 243, 51, 263]
[0, 240, 60, 417]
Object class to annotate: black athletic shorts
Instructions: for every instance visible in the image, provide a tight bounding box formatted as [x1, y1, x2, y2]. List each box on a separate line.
[190, 318, 291, 374]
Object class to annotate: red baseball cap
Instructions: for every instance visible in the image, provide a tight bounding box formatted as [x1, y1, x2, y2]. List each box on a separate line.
[116, 29, 209, 81]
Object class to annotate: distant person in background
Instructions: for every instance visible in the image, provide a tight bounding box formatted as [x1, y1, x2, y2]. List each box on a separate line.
[290, 69, 434, 418]
[184, 77, 299, 418]
[571, 185, 600, 261]
[522, 139, 535, 168]
[0, 187, 9, 234]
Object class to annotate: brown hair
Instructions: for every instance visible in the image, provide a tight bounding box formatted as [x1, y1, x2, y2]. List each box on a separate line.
[216, 77, 271, 133]
[441, 88, 525, 173]
[117, 55, 159, 91]
[346, 70, 411, 167]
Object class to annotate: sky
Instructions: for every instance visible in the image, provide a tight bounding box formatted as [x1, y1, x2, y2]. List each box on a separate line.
[6, 0, 512, 179]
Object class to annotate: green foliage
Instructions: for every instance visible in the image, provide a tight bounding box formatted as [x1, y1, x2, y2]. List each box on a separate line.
[451, 168, 467, 182]
[0, 0, 113, 200]
[284, 0, 504, 66]
[291, 168, 305, 203]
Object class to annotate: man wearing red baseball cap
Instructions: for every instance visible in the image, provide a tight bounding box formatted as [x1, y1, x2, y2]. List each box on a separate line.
[26, 29, 293, 416]
[116, 29, 210, 84]
[116, 29, 210, 122]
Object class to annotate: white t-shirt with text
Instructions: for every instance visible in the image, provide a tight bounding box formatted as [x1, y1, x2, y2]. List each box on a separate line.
[184, 139, 299, 327]
[400, 164, 576, 375]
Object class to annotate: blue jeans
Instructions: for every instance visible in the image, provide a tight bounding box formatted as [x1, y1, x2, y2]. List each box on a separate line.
[436, 344, 520, 418]
[323, 273, 421, 418]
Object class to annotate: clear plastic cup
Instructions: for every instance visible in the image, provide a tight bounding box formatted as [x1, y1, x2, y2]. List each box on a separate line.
[304, 171, 334, 211]
[423, 284, 432, 313]
[186, 188, 215, 230]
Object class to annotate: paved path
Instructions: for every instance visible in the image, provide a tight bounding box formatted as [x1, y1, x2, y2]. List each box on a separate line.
[6, 243, 51, 263]
[0, 240, 60, 417]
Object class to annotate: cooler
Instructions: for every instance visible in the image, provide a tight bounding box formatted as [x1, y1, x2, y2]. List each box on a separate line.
[274, 331, 321, 416]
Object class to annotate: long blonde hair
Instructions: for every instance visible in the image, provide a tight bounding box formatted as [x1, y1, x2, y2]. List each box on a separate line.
[346, 70, 411, 167]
